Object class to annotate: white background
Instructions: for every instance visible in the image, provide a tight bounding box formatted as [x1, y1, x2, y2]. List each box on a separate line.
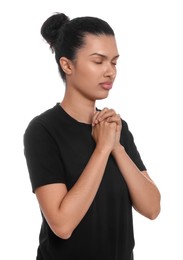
[0, 0, 183, 259]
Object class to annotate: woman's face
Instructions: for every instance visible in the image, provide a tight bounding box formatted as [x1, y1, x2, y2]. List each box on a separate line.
[67, 34, 119, 102]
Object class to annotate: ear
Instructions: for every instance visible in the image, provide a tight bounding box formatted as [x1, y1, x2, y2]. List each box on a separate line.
[59, 57, 73, 75]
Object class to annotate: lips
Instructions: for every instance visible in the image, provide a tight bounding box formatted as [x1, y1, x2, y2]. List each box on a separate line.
[99, 82, 113, 90]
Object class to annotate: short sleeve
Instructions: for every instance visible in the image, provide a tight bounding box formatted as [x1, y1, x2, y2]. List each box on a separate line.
[23, 118, 66, 192]
[121, 120, 146, 171]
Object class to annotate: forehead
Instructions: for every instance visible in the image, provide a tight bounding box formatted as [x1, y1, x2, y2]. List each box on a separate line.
[78, 34, 118, 57]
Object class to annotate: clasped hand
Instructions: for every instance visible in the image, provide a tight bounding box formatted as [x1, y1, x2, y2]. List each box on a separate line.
[91, 108, 122, 153]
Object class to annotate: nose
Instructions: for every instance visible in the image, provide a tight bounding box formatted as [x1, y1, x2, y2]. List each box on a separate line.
[104, 63, 116, 79]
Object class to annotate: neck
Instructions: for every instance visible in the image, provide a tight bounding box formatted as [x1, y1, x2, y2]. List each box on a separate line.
[60, 98, 96, 124]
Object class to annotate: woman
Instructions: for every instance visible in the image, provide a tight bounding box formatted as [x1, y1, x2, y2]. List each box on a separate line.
[24, 12, 161, 260]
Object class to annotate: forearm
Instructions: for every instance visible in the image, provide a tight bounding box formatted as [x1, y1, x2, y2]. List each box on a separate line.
[58, 146, 110, 237]
[112, 145, 161, 219]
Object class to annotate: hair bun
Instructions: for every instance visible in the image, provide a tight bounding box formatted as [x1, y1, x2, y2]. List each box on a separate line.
[41, 12, 70, 50]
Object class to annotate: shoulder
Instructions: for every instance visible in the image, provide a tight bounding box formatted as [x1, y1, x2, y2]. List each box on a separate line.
[120, 119, 135, 147]
[25, 104, 60, 133]
[24, 104, 62, 145]
[121, 119, 128, 128]
[121, 119, 130, 134]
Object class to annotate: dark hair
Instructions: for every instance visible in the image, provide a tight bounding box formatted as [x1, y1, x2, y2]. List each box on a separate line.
[41, 12, 115, 81]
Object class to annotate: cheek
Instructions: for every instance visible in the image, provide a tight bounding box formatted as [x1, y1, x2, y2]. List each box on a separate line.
[87, 64, 104, 77]
[79, 64, 100, 80]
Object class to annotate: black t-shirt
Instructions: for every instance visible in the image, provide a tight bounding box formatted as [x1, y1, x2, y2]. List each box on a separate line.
[24, 103, 146, 260]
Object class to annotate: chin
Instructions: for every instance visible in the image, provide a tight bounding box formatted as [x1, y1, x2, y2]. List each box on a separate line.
[96, 92, 109, 100]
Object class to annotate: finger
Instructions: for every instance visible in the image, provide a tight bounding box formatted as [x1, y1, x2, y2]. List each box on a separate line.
[97, 108, 117, 122]
[106, 114, 121, 125]
[92, 111, 101, 126]
[92, 107, 109, 125]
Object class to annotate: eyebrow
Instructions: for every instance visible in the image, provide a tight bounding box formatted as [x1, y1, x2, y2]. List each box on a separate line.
[89, 53, 120, 59]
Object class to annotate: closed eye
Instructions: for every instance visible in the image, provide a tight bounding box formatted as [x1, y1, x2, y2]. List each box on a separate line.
[111, 59, 118, 66]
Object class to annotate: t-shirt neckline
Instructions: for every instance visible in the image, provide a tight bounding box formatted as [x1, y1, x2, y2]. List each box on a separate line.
[56, 103, 92, 127]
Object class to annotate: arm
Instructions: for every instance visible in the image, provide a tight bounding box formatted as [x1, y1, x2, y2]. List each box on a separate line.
[112, 145, 161, 219]
[35, 121, 117, 239]
[93, 108, 161, 219]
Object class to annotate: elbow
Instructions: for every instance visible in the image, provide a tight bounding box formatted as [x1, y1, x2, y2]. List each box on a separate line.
[147, 207, 161, 220]
[149, 195, 161, 220]
[135, 206, 160, 220]
[137, 206, 160, 220]
[58, 231, 72, 240]
[145, 191, 161, 220]
[134, 198, 161, 220]
[51, 224, 73, 240]
[146, 201, 161, 220]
